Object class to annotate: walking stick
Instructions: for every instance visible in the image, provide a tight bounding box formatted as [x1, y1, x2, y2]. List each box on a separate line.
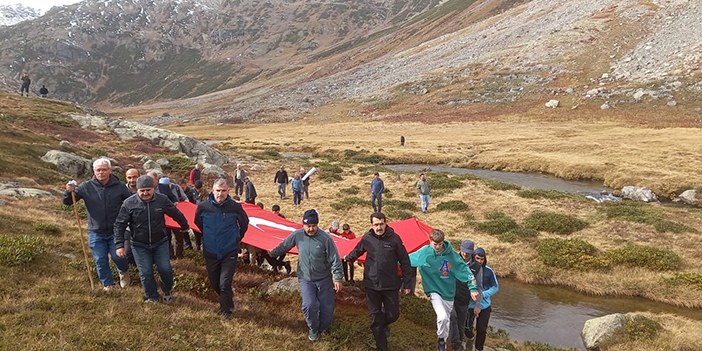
[70, 183, 95, 290]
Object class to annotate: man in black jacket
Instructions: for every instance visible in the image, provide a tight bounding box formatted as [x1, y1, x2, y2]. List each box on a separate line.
[195, 179, 249, 320]
[345, 212, 413, 351]
[64, 157, 132, 291]
[114, 175, 189, 303]
[244, 176, 257, 204]
[274, 165, 288, 200]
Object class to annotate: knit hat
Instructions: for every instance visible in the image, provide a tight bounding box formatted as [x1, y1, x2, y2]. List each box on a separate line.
[331, 220, 340, 230]
[303, 209, 319, 225]
[136, 175, 155, 189]
[158, 177, 170, 185]
[460, 240, 475, 254]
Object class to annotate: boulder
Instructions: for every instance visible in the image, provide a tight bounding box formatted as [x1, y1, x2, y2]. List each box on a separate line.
[202, 163, 227, 178]
[156, 158, 170, 167]
[678, 190, 698, 206]
[581, 313, 627, 350]
[586, 88, 600, 96]
[41, 150, 92, 177]
[565, 88, 574, 94]
[633, 90, 646, 100]
[143, 160, 163, 175]
[622, 186, 658, 202]
[0, 182, 54, 199]
[545, 100, 560, 108]
[59, 140, 72, 149]
[266, 277, 300, 295]
[667, 100, 677, 107]
[600, 102, 611, 110]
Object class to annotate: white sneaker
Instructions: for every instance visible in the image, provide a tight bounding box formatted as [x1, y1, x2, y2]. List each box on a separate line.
[103, 285, 114, 292]
[119, 272, 130, 288]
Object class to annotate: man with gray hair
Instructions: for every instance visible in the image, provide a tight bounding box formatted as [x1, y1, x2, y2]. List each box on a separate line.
[63, 157, 132, 290]
[233, 164, 247, 196]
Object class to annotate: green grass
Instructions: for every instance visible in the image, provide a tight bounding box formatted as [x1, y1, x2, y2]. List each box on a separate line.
[384, 199, 416, 211]
[665, 272, 702, 291]
[429, 174, 465, 191]
[338, 185, 360, 195]
[483, 179, 521, 191]
[516, 189, 588, 201]
[436, 200, 469, 211]
[331, 197, 368, 211]
[386, 209, 414, 221]
[601, 201, 696, 233]
[534, 238, 604, 270]
[475, 212, 520, 235]
[601, 245, 680, 271]
[524, 212, 588, 235]
[150, 154, 196, 175]
[0, 235, 46, 266]
[32, 223, 62, 236]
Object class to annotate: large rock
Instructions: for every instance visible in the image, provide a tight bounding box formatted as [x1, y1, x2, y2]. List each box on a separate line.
[143, 160, 163, 175]
[266, 277, 300, 295]
[621, 186, 658, 202]
[41, 150, 91, 177]
[202, 163, 227, 178]
[545, 99, 560, 108]
[69, 114, 230, 166]
[581, 313, 627, 350]
[156, 158, 170, 167]
[678, 190, 699, 206]
[0, 182, 54, 199]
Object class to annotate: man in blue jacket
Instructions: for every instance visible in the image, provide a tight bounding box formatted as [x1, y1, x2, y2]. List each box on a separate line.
[115, 175, 189, 303]
[370, 172, 385, 213]
[270, 209, 343, 342]
[194, 179, 249, 320]
[64, 158, 132, 290]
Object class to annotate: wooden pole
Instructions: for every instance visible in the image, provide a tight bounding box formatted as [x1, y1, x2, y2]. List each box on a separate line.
[71, 191, 95, 290]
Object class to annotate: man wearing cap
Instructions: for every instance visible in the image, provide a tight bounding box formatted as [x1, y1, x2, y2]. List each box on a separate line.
[233, 164, 247, 196]
[274, 165, 289, 200]
[449, 240, 483, 351]
[195, 178, 249, 320]
[63, 157, 132, 291]
[244, 176, 257, 204]
[114, 175, 190, 303]
[270, 209, 343, 342]
[344, 212, 413, 351]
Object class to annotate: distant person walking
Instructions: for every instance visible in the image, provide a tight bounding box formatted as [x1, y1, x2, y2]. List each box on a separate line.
[344, 213, 413, 351]
[244, 176, 257, 204]
[63, 158, 131, 291]
[416, 173, 431, 213]
[39, 85, 48, 97]
[195, 179, 249, 320]
[20, 72, 30, 96]
[291, 172, 304, 207]
[233, 164, 247, 196]
[269, 209, 343, 342]
[300, 167, 310, 199]
[400, 135, 405, 146]
[275, 165, 289, 200]
[114, 175, 189, 303]
[189, 164, 203, 185]
[370, 172, 385, 213]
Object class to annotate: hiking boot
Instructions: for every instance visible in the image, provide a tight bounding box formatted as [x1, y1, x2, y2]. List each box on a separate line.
[102, 285, 114, 292]
[437, 338, 446, 351]
[465, 337, 474, 351]
[162, 291, 173, 304]
[221, 311, 232, 320]
[119, 272, 130, 288]
[284, 261, 292, 274]
[308, 329, 319, 342]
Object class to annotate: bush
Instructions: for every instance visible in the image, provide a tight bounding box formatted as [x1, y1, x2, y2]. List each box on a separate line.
[319, 172, 343, 183]
[56, 202, 87, 219]
[436, 200, 469, 211]
[318, 163, 343, 174]
[173, 273, 211, 297]
[384, 199, 416, 211]
[150, 154, 195, 174]
[33, 223, 62, 235]
[601, 245, 680, 271]
[665, 272, 702, 291]
[602, 315, 662, 347]
[475, 212, 519, 235]
[601, 201, 661, 224]
[387, 209, 414, 221]
[430, 175, 465, 191]
[0, 235, 46, 266]
[653, 220, 697, 233]
[534, 238, 604, 270]
[496, 232, 516, 243]
[524, 212, 588, 235]
[338, 185, 360, 195]
[331, 197, 368, 211]
[483, 179, 521, 191]
[516, 189, 586, 201]
[404, 191, 417, 198]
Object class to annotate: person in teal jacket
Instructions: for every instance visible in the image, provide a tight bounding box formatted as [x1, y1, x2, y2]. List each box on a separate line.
[410, 229, 479, 351]
[466, 247, 498, 351]
[270, 209, 343, 342]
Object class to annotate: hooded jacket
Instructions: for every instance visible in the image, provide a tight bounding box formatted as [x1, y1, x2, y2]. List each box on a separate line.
[62, 174, 132, 235]
[468, 247, 499, 310]
[346, 225, 413, 291]
[455, 258, 483, 305]
[114, 192, 189, 249]
[409, 240, 477, 301]
[195, 193, 249, 259]
[270, 228, 343, 282]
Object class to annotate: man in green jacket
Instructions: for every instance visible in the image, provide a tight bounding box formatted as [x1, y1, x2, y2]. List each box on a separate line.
[410, 229, 479, 351]
[270, 209, 343, 342]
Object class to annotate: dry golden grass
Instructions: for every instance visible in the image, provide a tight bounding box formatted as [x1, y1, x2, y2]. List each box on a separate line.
[605, 312, 702, 351]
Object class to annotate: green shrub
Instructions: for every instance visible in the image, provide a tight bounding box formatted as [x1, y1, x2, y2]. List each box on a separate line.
[319, 172, 343, 183]
[482, 179, 521, 191]
[653, 220, 697, 233]
[384, 199, 416, 211]
[516, 189, 587, 201]
[387, 209, 414, 221]
[436, 200, 469, 211]
[331, 197, 368, 211]
[382, 187, 393, 199]
[601, 245, 680, 271]
[404, 191, 417, 198]
[475, 212, 519, 235]
[496, 232, 516, 243]
[338, 185, 360, 195]
[150, 154, 195, 174]
[430, 175, 465, 191]
[261, 148, 281, 158]
[173, 273, 211, 297]
[318, 163, 343, 174]
[353, 154, 382, 164]
[523, 341, 577, 351]
[33, 223, 62, 235]
[524, 212, 588, 235]
[529, 265, 553, 281]
[399, 293, 436, 329]
[56, 202, 87, 219]
[601, 201, 662, 224]
[665, 272, 702, 291]
[602, 315, 662, 347]
[535, 238, 603, 270]
[0, 235, 46, 266]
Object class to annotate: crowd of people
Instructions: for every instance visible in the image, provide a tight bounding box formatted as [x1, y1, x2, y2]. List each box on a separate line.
[63, 158, 497, 351]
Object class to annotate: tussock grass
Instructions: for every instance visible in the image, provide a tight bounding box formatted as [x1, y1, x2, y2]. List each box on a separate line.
[384, 199, 416, 211]
[665, 272, 702, 291]
[516, 189, 587, 201]
[0, 235, 45, 266]
[32, 223, 63, 235]
[475, 212, 520, 235]
[534, 238, 604, 270]
[601, 246, 680, 271]
[338, 185, 360, 195]
[436, 200, 469, 211]
[524, 212, 588, 235]
[602, 202, 697, 233]
[330, 197, 368, 211]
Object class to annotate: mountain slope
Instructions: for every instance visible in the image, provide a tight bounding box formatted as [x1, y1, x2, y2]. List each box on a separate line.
[0, 4, 41, 27]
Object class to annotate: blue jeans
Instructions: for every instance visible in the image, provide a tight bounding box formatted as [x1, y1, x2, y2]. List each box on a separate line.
[132, 241, 173, 300]
[88, 232, 128, 287]
[293, 190, 303, 206]
[371, 192, 383, 213]
[420, 194, 430, 212]
[299, 277, 335, 332]
[277, 183, 286, 199]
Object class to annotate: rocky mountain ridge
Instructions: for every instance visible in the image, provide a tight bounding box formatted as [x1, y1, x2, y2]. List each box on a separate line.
[0, 4, 41, 27]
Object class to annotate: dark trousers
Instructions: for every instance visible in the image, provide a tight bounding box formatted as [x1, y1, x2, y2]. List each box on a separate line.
[449, 303, 469, 349]
[194, 231, 203, 250]
[205, 251, 238, 314]
[235, 180, 244, 196]
[467, 306, 492, 351]
[366, 289, 400, 351]
[342, 260, 355, 281]
[371, 192, 383, 213]
[21, 83, 29, 95]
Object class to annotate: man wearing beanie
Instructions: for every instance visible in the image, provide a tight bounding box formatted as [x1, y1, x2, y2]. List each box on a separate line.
[270, 209, 343, 342]
[114, 175, 190, 303]
[449, 240, 483, 351]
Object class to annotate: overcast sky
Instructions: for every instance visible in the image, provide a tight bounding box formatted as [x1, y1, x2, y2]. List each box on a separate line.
[1, 0, 82, 13]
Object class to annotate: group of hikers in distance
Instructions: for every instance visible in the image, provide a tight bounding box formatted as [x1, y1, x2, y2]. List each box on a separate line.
[63, 157, 498, 351]
[18, 72, 49, 97]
